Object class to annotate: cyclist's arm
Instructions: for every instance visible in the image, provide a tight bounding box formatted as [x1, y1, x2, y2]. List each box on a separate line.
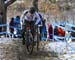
[34, 12, 41, 25]
[20, 15, 24, 30]
[20, 10, 29, 29]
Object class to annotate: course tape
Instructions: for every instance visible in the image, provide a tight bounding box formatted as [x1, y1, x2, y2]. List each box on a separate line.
[0, 24, 22, 30]
[0, 24, 7, 27]
[42, 35, 75, 41]
[0, 32, 7, 34]
[9, 26, 22, 30]
[66, 23, 75, 27]
[53, 23, 75, 32]
[0, 23, 75, 39]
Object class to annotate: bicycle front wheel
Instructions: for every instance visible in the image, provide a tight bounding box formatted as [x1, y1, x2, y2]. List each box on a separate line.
[25, 31, 34, 54]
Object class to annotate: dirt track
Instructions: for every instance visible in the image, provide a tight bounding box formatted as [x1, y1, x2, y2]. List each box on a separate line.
[0, 38, 60, 60]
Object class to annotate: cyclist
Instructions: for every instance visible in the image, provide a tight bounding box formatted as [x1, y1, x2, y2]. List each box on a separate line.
[9, 18, 14, 38]
[20, 7, 42, 45]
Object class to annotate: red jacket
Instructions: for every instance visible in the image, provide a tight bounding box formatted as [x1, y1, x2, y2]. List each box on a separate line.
[58, 27, 65, 36]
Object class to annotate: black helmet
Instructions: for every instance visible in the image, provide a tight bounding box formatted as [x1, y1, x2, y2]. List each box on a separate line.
[29, 7, 36, 14]
[16, 16, 20, 19]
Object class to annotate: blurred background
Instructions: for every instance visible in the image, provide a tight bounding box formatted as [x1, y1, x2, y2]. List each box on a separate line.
[7, 0, 75, 24]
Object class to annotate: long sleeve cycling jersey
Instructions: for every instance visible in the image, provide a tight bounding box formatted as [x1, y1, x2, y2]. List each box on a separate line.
[20, 10, 41, 29]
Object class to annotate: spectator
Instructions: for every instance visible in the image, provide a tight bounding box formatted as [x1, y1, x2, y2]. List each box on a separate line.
[71, 27, 75, 41]
[54, 26, 59, 36]
[54, 26, 59, 41]
[9, 18, 14, 37]
[48, 24, 53, 39]
[58, 27, 65, 41]
[14, 16, 21, 38]
[54, 26, 65, 41]
[58, 27, 65, 37]
[0, 12, 3, 32]
[42, 19, 47, 40]
[38, 13, 43, 40]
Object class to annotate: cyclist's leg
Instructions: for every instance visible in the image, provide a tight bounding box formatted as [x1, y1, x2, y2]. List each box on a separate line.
[22, 25, 26, 45]
[22, 20, 27, 45]
[39, 26, 42, 40]
[30, 21, 35, 38]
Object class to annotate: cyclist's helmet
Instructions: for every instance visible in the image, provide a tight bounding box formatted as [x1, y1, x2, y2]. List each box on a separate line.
[29, 7, 36, 14]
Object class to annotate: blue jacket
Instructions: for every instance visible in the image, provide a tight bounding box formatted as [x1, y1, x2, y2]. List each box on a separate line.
[42, 25, 47, 34]
[14, 17, 20, 28]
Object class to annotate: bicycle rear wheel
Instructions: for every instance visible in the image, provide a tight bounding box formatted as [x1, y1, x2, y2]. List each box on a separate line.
[37, 34, 40, 51]
[36, 27, 40, 51]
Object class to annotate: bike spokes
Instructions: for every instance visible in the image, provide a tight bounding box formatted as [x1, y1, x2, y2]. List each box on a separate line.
[26, 32, 34, 54]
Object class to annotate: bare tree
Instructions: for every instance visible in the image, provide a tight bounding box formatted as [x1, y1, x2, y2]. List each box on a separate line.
[33, 0, 38, 11]
[0, 0, 16, 31]
[49, 0, 57, 3]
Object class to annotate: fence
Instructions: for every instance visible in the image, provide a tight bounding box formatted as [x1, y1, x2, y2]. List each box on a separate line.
[0, 22, 75, 55]
[0, 24, 22, 37]
[42, 22, 75, 55]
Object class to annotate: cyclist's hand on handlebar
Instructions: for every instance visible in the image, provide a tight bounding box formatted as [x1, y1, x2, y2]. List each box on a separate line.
[38, 25, 42, 27]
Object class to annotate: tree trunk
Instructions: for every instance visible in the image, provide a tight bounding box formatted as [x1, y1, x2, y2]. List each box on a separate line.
[0, 0, 16, 33]
[0, 0, 7, 32]
[33, 0, 38, 12]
